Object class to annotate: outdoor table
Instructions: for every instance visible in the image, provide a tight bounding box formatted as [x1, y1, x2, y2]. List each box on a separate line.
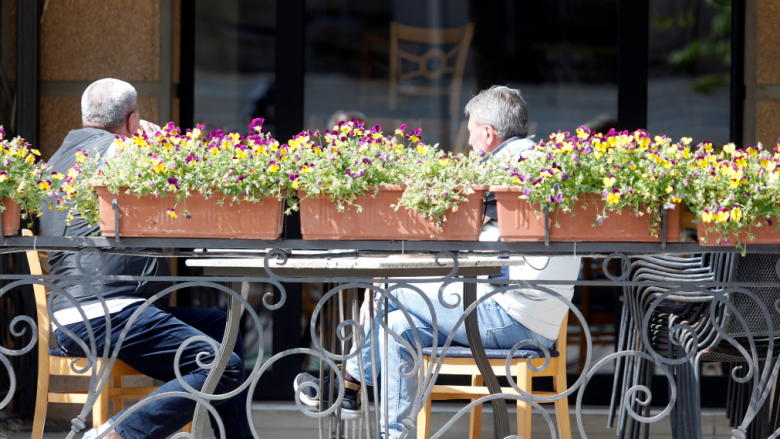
[185, 253, 528, 437]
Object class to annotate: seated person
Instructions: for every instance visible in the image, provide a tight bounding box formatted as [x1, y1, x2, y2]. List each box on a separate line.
[43, 78, 253, 439]
[294, 86, 581, 438]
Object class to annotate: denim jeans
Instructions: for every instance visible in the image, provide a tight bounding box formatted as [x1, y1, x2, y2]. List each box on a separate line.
[54, 304, 253, 439]
[344, 287, 554, 439]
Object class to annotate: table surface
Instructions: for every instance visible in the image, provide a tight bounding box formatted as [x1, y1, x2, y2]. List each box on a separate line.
[186, 254, 527, 277]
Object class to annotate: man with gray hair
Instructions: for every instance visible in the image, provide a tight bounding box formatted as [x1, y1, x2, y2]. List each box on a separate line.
[41, 79, 253, 439]
[294, 86, 580, 439]
[465, 84, 533, 158]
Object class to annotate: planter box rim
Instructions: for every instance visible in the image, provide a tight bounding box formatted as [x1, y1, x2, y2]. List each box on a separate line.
[300, 184, 489, 199]
[489, 185, 524, 192]
[91, 184, 285, 198]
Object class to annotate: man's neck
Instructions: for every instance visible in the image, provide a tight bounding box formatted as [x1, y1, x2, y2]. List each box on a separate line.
[82, 124, 127, 137]
[483, 136, 521, 160]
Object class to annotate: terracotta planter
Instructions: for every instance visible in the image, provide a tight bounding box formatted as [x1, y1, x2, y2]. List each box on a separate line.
[697, 221, 780, 246]
[489, 186, 682, 242]
[298, 185, 487, 240]
[2, 198, 20, 236]
[96, 186, 284, 239]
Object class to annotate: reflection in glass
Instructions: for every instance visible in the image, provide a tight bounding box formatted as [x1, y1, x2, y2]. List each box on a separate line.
[305, 0, 618, 152]
[194, 0, 276, 135]
[648, 0, 731, 145]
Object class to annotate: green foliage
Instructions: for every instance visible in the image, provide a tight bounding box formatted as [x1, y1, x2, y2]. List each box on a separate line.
[288, 121, 490, 231]
[57, 120, 287, 226]
[0, 129, 59, 225]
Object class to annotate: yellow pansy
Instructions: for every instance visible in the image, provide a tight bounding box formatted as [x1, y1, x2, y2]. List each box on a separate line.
[731, 207, 743, 222]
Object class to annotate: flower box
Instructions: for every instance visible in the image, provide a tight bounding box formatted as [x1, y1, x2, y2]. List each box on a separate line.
[490, 186, 681, 242]
[696, 221, 780, 246]
[2, 199, 20, 236]
[96, 186, 284, 239]
[298, 185, 487, 240]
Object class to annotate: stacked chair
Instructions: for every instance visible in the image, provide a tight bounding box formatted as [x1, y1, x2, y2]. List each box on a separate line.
[612, 252, 780, 439]
[610, 253, 735, 439]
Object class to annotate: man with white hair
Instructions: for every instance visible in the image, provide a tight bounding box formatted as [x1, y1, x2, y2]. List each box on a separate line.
[41, 79, 253, 439]
[294, 86, 581, 438]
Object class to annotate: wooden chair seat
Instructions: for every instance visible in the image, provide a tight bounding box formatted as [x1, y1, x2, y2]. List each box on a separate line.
[25, 229, 190, 438]
[417, 315, 572, 439]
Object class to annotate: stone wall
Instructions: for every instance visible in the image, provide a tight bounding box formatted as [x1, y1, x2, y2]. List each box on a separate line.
[38, 0, 179, 160]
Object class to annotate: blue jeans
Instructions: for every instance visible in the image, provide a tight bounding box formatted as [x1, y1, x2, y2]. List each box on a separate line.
[54, 304, 253, 439]
[344, 287, 554, 439]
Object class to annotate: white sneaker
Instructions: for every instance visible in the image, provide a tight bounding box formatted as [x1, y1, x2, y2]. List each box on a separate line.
[81, 420, 112, 439]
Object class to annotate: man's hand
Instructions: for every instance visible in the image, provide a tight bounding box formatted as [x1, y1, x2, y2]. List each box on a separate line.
[140, 120, 161, 136]
[359, 289, 373, 326]
[359, 282, 386, 325]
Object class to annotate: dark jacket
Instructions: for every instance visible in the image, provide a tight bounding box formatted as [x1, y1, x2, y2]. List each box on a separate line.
[41, 128, 172, 314]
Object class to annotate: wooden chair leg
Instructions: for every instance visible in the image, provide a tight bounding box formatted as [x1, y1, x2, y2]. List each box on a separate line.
[112, 376, 124, 414]
[93, 381, 111, 428]
[417, 398, 433, 439]
[31, 373, 49, 439]
[553, 362, 572, 439]
[417, 357, 433, 439]
[182, 422, 193, 433]
[516, 363, 533, 439]
[469, 375, 483, 439]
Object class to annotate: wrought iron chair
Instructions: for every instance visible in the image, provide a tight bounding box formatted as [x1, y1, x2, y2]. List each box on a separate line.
[417, 314, 571, 439]
[26, 229, 191, 438]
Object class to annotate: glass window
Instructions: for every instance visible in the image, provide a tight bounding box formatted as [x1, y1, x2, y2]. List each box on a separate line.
[648, 0, 732, 145]
[0, 0, 14, 136]
[304, 0, 618, 152]
[193, 0, 277, 371]
[194, 0, 276, 134]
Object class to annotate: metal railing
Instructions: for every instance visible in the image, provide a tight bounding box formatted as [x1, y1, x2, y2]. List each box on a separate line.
[1, 237, 779, 439]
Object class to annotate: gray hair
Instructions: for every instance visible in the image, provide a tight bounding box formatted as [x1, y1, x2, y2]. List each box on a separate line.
[464, 85, 529, 139]
[81, 78, 138, 128]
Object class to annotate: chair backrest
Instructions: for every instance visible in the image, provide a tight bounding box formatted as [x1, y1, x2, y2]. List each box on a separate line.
[389, 22, 474, 119]
[23, 229, 51, 357]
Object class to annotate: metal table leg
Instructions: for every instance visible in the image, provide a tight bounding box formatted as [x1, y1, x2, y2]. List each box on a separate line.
[190, 281, 248, 436]
[463, 280, 510, 439]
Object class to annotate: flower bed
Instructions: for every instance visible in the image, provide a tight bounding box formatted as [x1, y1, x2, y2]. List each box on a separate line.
[96, 186, 283, 239]
[485, 128, 688, 242]
[49, 114, 780, 248]
[59, 120, 287, 239]
[1, 199, 19, 236]
[0, 128, 59, 235]
[490, 186, 681, 242]
[685, 141, 780, 248]
[289, 121, 489, 239]
[299, 185, 487, 241]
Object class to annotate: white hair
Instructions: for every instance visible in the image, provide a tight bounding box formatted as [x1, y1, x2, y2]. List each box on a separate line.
[464, 85, 529, 140]
[81, 78, 138, 128]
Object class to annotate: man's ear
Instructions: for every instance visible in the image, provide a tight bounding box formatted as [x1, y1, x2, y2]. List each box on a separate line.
[125, 111, 138, 135]
[484, 125, 496, 146]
